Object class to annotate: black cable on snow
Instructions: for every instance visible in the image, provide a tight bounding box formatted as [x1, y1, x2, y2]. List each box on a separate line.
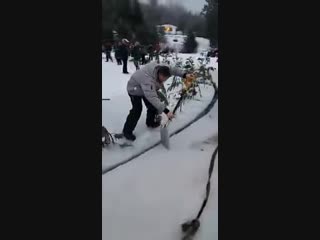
[102, 84, 218, 175]
[181, 145, 218, 240]
[171, 83, 217, 138]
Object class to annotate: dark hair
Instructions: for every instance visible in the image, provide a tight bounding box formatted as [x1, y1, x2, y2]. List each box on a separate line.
[157, 66, 171, 78]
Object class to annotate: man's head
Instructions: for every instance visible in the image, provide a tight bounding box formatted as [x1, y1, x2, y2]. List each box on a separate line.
[157, 66, 171, 83]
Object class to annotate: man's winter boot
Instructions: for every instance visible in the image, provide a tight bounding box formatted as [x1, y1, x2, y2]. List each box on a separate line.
[123, 132, 136, 141]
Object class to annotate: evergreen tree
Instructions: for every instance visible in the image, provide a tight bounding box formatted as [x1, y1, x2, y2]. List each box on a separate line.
[130, 0, 144, 29]
[102, 0, 209, 45]
[102, 0, 115, 41]
[202, 0, 218, 47]
[150, 0, 158, 7]
[102, 0, 154, 43]
[158, 27, 166, 44]
[182, 31, 198, 53]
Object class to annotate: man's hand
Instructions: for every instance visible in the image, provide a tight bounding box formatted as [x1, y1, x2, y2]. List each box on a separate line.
[166, 111, 175, 120]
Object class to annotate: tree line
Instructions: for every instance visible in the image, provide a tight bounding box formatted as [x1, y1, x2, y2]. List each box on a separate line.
[102, 0, 218, 47]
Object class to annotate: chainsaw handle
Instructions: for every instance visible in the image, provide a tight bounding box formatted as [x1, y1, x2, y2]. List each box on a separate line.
[173, 98, 182, 114]
[172, 91, 186, 114]
[163, 93, 184, 126]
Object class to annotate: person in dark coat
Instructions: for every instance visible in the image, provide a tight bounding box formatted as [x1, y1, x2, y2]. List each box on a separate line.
[104, 42, 113, 62]
[154, 42, 160, 63]
[114, 42, 122, 65]
[147, 44, 154, 62]
[140, 46, 147, 65]
[132, 41, 141, 70]
[213, 48, 218, 57]
[119, 39, 129, 74]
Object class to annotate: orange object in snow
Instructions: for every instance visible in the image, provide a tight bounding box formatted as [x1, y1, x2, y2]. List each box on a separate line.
[183, 75, 196, 91]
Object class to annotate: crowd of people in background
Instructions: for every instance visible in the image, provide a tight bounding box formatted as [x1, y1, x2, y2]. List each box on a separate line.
[102, 39, 218, 74]
[102, 39, 161, 74]
[207, 48, 218, 62]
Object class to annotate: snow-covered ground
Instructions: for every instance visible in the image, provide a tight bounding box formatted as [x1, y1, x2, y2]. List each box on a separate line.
[102, 52, 218, 239]
[102, 53, 218, 171]
[102, 100, 218, 240]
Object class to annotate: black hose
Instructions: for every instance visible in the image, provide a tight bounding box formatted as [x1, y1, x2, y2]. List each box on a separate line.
[181, 145, 218, 240]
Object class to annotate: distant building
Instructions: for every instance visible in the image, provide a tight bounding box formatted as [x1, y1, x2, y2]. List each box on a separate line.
[157, 24, 178, 35]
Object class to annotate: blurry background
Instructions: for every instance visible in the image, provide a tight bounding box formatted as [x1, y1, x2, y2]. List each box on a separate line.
[102, 0, 218, 52]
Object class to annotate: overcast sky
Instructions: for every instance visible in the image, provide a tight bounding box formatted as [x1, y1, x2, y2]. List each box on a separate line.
[175, 0, 206, 13]
[139, 0, 206, 13]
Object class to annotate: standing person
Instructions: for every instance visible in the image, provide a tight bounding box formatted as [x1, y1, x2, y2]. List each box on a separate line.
[213, 48, 218, 57]
[104, 41, 113, 62]
[147, 44, 154, 62]
[119, 39, 129, 74]
[102, 44, 105, 56]
[155, 42, 160, 63]
[114, 42, 122, 65]
[122, 61, 193, 141]
[132, 41, 141, 70]
[140, 46, 147, 65]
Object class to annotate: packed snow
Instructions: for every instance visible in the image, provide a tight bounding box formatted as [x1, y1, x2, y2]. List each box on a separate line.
[102, 51, 218, 240]
[102, 100, 218, 240]
[102, 53, 218, 171]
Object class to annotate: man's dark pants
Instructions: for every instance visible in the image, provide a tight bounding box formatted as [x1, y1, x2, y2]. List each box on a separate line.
[123, 94, 158, 135]
[122, 57, 128, 73]
[116, 58, 122, 65]
[105, 51, 113, 62]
